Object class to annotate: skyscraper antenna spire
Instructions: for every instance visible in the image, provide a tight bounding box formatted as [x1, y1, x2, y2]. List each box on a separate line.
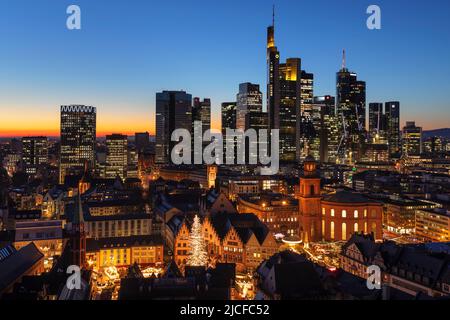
[342, 49, 346, 70]
[272, 4, 275, 27]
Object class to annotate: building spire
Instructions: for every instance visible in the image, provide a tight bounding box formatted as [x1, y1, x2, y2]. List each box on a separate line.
[342, 49, 346, 70]
[267, 6, 276, 49]
[272, 4, 275, 27]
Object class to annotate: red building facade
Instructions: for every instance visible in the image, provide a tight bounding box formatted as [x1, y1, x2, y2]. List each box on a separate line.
[297, 156, 383, 244]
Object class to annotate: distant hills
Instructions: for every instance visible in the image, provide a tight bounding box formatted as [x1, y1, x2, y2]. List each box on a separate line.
[423, 128, 450, 139]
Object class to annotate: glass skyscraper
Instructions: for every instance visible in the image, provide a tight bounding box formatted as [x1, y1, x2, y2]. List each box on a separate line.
[155, 91, 192, 164]
[59, 105, 96, 183]
[336, 52, 366, 163]
[385, 101, 401, 157]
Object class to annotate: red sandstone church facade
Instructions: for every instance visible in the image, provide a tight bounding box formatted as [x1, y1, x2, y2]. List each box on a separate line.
[297, 156, 383, 244]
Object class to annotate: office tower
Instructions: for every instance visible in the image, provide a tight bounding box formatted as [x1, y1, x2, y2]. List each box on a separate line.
[127, 146, 139, 179]
[368, 103, 386, 140]
[135, 132, 150, 152]
[155, 91, 192, 164]
[402, 121, 422, 156]
[424, 136, 443, 155]
[246, 111, 269, 162]
[277, 58, 301, 162]
[314, 96, 338, 163]
[192, 97, 211, 135]
[192, 98, 211, 161]
[267, 9, 280, 133]
[236, 83, 263, 130]
[105, 134, 128, 179]
[221, 102, 237, 160]
[266, 13, 302, 163]
[336, 51, 366, 163]
[385, 101, 401, 157]
[221, 102, 237, 134]
[21, 136, 48, 175]
[298, 71, 320, 162]
[60, 105, 96, 183]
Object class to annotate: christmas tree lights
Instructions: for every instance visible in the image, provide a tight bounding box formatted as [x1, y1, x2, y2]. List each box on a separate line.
[186, 215, 208, 266]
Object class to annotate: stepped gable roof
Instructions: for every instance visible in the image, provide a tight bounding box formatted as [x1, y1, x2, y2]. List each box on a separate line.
[209, 213, 269, 245]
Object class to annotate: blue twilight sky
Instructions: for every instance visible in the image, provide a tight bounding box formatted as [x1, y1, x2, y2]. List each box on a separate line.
[0, 0, 449, 135]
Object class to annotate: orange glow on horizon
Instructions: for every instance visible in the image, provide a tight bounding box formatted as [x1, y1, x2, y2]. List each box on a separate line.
[0, 118, 222, 138]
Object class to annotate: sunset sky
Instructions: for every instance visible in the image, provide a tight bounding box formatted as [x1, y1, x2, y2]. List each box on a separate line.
[1, 0, 450, 137]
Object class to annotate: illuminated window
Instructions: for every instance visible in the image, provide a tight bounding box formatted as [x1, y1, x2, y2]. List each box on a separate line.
[354, 210, 358, 218]
[322, 220, 325, 236]
[331, 209, 335, 217]
[364, 209, 367, 217]
[322, 208, 326, 216]
[331, 222, 335, 240]
[342, 223, 347, 241]
[354, 223, 358, 232]
[342, 210, 347, 218]
[371, 222, 377, 234]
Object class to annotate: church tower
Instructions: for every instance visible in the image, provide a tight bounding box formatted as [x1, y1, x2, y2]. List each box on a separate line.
[69, 191, 86, 267]
[297, 155, 322, 245]
[78, 161, 92, 195]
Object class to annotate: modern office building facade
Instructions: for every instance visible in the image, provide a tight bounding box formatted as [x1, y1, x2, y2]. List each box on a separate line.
[298, 71, 320, 162]
[135, 132, 150, 152]
[368, 103, 386, 140]
[236, 83, 263, 131]
[385, 101, 401, 157]
[403, 121, 423, 156]
[192, 97, 211, 134]
[22, 136, 48, 175]
[336, 52, 366, 163]
[106, 134, 128, 180]
[155, 91, 192, 164]
[314, 96, 339, 164]
[59, 105, 96, 183]
[221, 102, 237, 161]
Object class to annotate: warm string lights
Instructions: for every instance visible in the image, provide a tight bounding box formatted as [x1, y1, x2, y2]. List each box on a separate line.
[186, 215, 208, 267]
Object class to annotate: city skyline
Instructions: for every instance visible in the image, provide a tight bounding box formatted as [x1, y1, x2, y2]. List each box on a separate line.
[1, 1, 450, 303]
[1, 0, 450, 137]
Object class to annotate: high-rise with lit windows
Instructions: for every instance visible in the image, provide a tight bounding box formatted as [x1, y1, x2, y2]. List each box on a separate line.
[106, 134, 128, 180]
[385, 101, 401, 157]
[22, 136, 48, 175]
[298, 71, 320, 162]
[368, 103, 385, 140]
[221, 102, 237, 160]
[59, 105, 96, 183]
[314, 96, 339, 163]
[236, 83, 263, 131]
[402, 121, 422, 156]
[336, 51, 366, 163]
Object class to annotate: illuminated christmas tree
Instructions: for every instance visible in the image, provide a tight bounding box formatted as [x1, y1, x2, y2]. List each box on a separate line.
[186, 215, 208, 267]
